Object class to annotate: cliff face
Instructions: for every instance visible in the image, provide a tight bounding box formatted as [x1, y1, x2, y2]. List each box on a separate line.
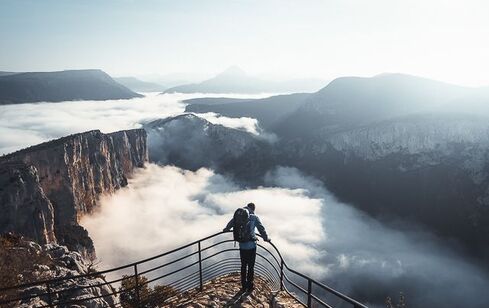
[276, 114, 489, 258]
[0, 129, 148, 256]
[0, 162, 56, 245]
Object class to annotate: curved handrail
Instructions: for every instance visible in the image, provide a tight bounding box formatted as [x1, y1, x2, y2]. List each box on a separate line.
[0, 231, 368, 308]
[0, 231, 225, 292]
[253, 232, 368, 308]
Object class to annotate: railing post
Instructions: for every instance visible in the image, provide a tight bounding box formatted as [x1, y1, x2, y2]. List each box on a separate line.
[307, 279, 312, 308]
[198, 241, 203, 291]
[46, 282, 54, 308]
[280, 260, 284, 291]
[134, 264, 141, 306]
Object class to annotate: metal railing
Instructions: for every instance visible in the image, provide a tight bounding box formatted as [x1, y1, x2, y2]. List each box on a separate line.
[0, 231, 368, 308]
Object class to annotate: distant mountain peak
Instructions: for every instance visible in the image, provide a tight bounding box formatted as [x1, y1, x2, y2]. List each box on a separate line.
[217, 66, 247, 78]
[162, 66, 322, 94]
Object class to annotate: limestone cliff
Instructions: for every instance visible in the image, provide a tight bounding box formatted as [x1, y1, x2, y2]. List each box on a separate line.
[0, 129, 148, 256]
[0, 162, 56, 245]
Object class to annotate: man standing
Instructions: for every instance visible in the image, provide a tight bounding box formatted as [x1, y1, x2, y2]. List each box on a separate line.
[223, 202, 270, 293]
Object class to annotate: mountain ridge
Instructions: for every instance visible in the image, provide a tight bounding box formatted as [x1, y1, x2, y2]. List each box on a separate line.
[0, 69, 142, 105]
[145, 114, 274, 183]
[275, 73, 475, 137]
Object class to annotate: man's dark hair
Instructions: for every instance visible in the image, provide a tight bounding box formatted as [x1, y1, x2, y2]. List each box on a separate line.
[247, 203, 255, 210]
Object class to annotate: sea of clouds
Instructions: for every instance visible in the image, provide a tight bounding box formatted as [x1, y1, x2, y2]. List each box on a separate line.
[81, 164, 489, 308]
[0, 93, 268, 155]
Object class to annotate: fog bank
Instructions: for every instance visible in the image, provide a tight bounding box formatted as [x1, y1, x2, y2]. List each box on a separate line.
[81, 164, 325, 276]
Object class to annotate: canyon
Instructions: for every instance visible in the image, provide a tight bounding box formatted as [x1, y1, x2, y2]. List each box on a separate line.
[182, 74, 489, 261]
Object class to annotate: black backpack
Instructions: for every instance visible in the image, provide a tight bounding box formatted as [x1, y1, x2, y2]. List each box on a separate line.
[233, 208, 251, 242]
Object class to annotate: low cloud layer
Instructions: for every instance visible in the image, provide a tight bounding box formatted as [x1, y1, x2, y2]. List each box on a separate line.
[82, 164, 489, 308]
[81, 164, 326, 276]
[196, 112, 261, 135]
[194, 112, 277, 142]
[0, 93, 269, 155]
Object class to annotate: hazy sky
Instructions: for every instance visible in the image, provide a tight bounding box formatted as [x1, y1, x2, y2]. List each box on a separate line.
[1, 0, 488, 86]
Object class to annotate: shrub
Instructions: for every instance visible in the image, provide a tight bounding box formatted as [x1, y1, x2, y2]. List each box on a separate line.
[119, 274, 177, 308]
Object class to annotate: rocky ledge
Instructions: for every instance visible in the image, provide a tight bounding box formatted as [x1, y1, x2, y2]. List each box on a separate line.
[163, 273, 302, 308]
[0, 233, 116, 308]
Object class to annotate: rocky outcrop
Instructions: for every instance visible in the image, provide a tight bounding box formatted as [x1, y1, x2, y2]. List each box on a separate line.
[0, 129, 148, 256]
[0, 233, 116, 308]
[162, 273, 302, 307]
[145, 114, 273, 181]
[0, 162, 56, 245]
